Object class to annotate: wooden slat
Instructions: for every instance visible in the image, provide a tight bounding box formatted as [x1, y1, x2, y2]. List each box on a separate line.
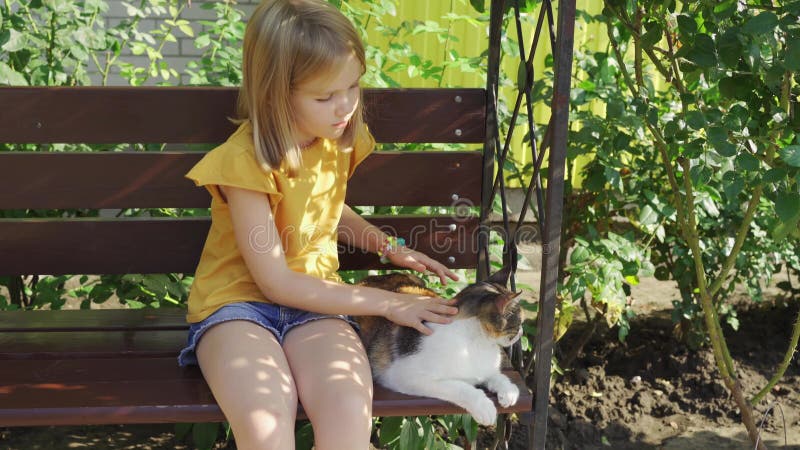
[0, 357, 530, 426]
[0, 151, 481, 209]
[0, 330, 186, 360]
[0, 308, 187, 333]
[0, 87, 485, 144]
[0, 216, 479, 275]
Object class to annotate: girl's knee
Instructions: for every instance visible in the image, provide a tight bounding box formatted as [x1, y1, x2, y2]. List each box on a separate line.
[228, 405, 297, 450]
[309, 388, 372, 431]
[310, 399, 372, 450]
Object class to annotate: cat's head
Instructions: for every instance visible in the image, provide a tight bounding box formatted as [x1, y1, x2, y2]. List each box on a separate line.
[454, 266, 523, 347]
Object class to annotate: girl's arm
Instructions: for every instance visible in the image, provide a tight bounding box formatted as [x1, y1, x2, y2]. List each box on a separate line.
[337, 204, 459, 284]
[221, 185, 457, 335]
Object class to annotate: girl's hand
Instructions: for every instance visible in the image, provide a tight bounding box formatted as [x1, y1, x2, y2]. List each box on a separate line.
[385, 247, 460, 285]
[385, 293, 459, 335]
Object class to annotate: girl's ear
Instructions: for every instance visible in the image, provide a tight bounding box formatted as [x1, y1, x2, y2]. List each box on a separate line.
[487, 265, 513, 286]
[494, 291, 523, 314]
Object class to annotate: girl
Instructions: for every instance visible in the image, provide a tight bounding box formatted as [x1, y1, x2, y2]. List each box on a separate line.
[178, 1, 460, 449]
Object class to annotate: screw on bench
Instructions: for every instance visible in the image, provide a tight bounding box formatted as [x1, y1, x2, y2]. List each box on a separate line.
[455, 95, 462, 103]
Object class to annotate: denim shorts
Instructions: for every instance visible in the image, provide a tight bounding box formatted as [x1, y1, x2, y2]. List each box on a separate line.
[177, 301, 358, 367]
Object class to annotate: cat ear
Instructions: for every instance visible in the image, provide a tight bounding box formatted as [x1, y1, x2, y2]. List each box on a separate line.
[487, 265, 513, 286]
[494, 290, 523, 313]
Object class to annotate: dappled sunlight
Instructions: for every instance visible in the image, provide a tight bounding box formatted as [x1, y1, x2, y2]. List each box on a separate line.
[0, 424, 193, 449]
[230, 357, 250, 369]
[248, 410, 279, 442]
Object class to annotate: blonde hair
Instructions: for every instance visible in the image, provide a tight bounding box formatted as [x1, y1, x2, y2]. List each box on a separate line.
[237, 0, 366, 177]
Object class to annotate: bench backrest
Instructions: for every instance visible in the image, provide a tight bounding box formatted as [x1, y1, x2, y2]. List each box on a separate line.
[0, 87, 487, 276]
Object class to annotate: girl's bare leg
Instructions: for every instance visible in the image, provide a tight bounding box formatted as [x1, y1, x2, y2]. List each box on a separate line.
[196, 320, 297, 450]
[283, 318, 373, 450]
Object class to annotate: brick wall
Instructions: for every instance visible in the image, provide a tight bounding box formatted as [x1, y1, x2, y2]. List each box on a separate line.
[96, 0, 260, 86]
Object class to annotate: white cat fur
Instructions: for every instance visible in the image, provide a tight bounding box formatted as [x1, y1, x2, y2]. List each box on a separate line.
[377, 317, 521, 426]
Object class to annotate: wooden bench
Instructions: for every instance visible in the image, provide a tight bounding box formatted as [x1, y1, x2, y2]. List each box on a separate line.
[0, 86, 532, 426]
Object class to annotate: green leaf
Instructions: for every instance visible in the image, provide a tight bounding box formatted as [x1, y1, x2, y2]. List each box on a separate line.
[716, 29, 742, 68]
[173, 423, 192, 442]
[192, 423, 220, 450]
[722, 171, 744, 200]
[676, 15, 697, 37]
[380, 0, 397, 16]
[714, 0, 737, 17]
[570, 245, 590, 265]
[762, 168, 787, 184]
[742, 11, 778, 36]
[682, 140, 704, 158]
[690, 165, 712, 187]
[771, 215, 800, 241]
[379, 417, 403, 446]
[736, 153, 760, 171]
[716, 142, 737, 157]
[786, 39, 800, 71]
[421, 420, 435, 449]
[469, 0, 485, 13]
[0, 29, 25, 52]
[195, 34, 211, 47]
[641, 22, 663, 48]
[686, 110, 706, 130]
[462, 414, 478, 443]
[719, 75, 752, 101]
[0, 62, 27, 86]
[707, 126, 728, 147]
[399, 418, 419, 449]
[779, 145, 800, 167]
[179, 23, 195, 38]
[517, 59, 530, 92]
[727, 314, 740, 331]
[746, 40, 762, 69]
[606, 99, 623, 119]
[775, 192, 800, 223]
[686, 34, 717, 68]
[295, 422, 314, 450]
[639, 204, 658, 225]
[506, 0, 538, 13]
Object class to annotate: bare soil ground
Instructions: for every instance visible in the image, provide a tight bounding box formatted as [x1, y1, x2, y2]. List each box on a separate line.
[545, 294, 800, 450]
[1, 272, 799, 449]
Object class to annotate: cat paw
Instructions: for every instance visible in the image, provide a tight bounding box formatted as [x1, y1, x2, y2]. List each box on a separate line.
[468, 395, 498, 426]
[497, 384, 520, 408]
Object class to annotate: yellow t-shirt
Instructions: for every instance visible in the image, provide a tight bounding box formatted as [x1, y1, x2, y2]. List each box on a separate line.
[184, 121, 375, 323]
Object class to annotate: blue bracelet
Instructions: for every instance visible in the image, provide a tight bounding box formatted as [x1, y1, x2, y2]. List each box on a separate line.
[378, 236, 406, 263]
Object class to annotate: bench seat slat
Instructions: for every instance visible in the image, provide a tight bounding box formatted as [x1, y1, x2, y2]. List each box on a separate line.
[0, 357, 530, 426]
[0, 216, 479, 275]
[0, 87, 485, 144]
[0, 151, 482, 209]
[0, 310, 533, 425]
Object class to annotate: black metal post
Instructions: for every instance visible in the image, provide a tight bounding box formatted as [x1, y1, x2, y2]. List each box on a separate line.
[479, 0, 504, 282]
[531, 0, 576, 448]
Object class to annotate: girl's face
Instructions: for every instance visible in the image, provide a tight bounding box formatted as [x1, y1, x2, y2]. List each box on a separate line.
[291, 53, 362, 146]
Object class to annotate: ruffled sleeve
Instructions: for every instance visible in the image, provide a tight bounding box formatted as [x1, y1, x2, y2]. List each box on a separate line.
[186, 142, 283, 206]
[347, 123, 376, 179]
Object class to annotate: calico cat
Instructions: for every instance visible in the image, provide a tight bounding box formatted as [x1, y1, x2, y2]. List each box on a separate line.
[354, 266, 523, 426]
